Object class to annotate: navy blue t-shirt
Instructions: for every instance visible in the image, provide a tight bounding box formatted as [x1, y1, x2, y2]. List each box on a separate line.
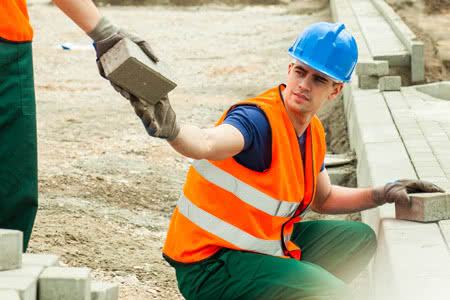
[223, 105, 325, 173]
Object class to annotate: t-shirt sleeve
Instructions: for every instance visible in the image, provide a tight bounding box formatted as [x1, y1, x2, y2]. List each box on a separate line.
[223, 105, 272, 172]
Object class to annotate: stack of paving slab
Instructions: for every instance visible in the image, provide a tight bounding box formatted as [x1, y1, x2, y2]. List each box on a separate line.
[0, 229, 118, 300]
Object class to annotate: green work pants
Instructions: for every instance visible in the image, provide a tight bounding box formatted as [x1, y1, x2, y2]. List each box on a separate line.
[170, 220, 376, 300]
[0, 39, 38, 252]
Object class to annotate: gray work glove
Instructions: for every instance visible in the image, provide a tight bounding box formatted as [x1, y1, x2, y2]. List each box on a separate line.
[130, 95, 180, 141]
[87, 16, 159, 100]
[372, 179, 445, 206]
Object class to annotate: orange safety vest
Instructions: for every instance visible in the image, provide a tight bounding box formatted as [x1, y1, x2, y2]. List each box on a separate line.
[163, 85, 326, 264]
[0, 0, 33, 42]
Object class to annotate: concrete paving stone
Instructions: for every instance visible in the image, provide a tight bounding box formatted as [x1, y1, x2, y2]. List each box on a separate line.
[395, 192, 450, 222]
[356, 60, 389, 76]
[39, 267, 91, 300]
[406, 147, 433, 155]
[358, 75, 379, 89]
[22, 254, 60, 267]
[379, 76, 402, 91]
[412, 159, 440, 168]
[409, 152, 437, 162]
[0, 276, 37, 300]
[438, 220, 450, 250]
[0, 290, 21, 300]
[411, 41, 425, 82]
[364, 142, 416, 186]
[100, 38, 177, 106]
[0, 265, 43, 277]
[416, 167, 446, 178]
[0, 229, 22, 271]
[91, 281, 119, 300]
[383, 91, 409, 109]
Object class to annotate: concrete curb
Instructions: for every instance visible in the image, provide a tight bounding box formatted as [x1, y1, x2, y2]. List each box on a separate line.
[369, 0, 424, 82]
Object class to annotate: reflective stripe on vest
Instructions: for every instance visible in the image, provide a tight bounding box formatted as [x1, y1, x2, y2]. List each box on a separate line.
[177, 193, 292, 257]
[193, 160, 299, 218]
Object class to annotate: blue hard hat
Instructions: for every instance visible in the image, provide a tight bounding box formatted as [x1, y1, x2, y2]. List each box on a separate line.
[288, 22, 358, 82]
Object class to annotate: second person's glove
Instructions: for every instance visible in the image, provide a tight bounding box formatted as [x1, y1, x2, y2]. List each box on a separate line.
[87, 16, 159, 100]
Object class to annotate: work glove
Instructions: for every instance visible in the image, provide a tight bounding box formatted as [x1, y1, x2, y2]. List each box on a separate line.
[130, 95, 180, 141]
[87, 16, 159, 100]
[372, 179, 445, 206]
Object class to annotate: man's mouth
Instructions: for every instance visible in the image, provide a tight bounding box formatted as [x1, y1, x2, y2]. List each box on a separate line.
[293, 91, 310, 102]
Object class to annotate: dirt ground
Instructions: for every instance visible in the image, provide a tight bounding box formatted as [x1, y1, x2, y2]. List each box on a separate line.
[25, 0, 449, 299]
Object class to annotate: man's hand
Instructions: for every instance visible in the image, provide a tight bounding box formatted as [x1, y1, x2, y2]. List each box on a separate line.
[372, 179, 445, 206]
[130, 95, 180, 141]
[87, 16, 158, 100]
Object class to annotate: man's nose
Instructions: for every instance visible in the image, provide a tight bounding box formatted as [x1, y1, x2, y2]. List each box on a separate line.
[298, 75, 312, 92]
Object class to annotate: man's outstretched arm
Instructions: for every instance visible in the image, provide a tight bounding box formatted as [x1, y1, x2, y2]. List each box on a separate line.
[311, 170, 444, 214]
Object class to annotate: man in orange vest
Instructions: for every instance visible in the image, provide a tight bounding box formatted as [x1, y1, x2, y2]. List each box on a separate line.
[0, 0, 158, 252]
[130, 23, 443, 299]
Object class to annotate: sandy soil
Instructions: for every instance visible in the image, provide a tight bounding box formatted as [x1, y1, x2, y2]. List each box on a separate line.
[24, 0, 449, 299]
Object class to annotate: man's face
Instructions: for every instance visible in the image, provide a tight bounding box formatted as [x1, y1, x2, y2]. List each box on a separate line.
[283, 60, 343, 116]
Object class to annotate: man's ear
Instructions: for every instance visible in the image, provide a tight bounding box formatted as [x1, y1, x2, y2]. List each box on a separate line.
[328, 83, 344, 100]
[287, 62, 294, 74]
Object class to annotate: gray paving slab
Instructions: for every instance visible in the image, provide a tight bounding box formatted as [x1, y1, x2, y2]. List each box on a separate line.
[0, 276, 37, 300]
[91, 281, 119, 300]
[358, 75, 379, 89]
[379, 76, 401, 91]
[0, 290, 21, 300]
[395, 193, 450, 222]
[0, 229, 22, 271]
[0, 265, 43, 278]
[356, 60, 389, 76]
[22, 254, 60, 267]
[39, 267, 91, 300]
[100, 38, 177, 106]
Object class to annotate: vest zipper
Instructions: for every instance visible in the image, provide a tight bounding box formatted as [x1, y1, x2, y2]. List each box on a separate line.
[280, 126, 316, 259]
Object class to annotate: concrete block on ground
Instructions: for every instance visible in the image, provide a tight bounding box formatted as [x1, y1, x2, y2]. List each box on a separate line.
[91, 281, 119, 300]
[0, 265, 44, 277]
[100, 38, 177, 106]
[22, 254, 60, 267]
[0, 229, 22, 271]
[358, 75, 379, 89]
[379, 76, 401, 91]
[0, 290, 21, 300]
[395, 192, 450, 222]
[39, 267, 91, 300]
[411, 41, 424, 83]
[0, 276, 37, 300]
[356, 60, 389, 76]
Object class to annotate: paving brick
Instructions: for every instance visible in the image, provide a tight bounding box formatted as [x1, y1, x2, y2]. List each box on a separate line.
[39, 267, 91, 300]
[0, 276, 37, 300]
[91, 281, 119, 300]
[395, 192, 450, 222]
[355, 60, 389, 76]
[22, 254, 60, 267]
[0, 290, 21, 300]
[0, 229, 22, 271]
[0, 265, 43, 277]
[358, 75, 379, 89]
[379, 76, 402, 91]
[100, 38, 177, 106]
